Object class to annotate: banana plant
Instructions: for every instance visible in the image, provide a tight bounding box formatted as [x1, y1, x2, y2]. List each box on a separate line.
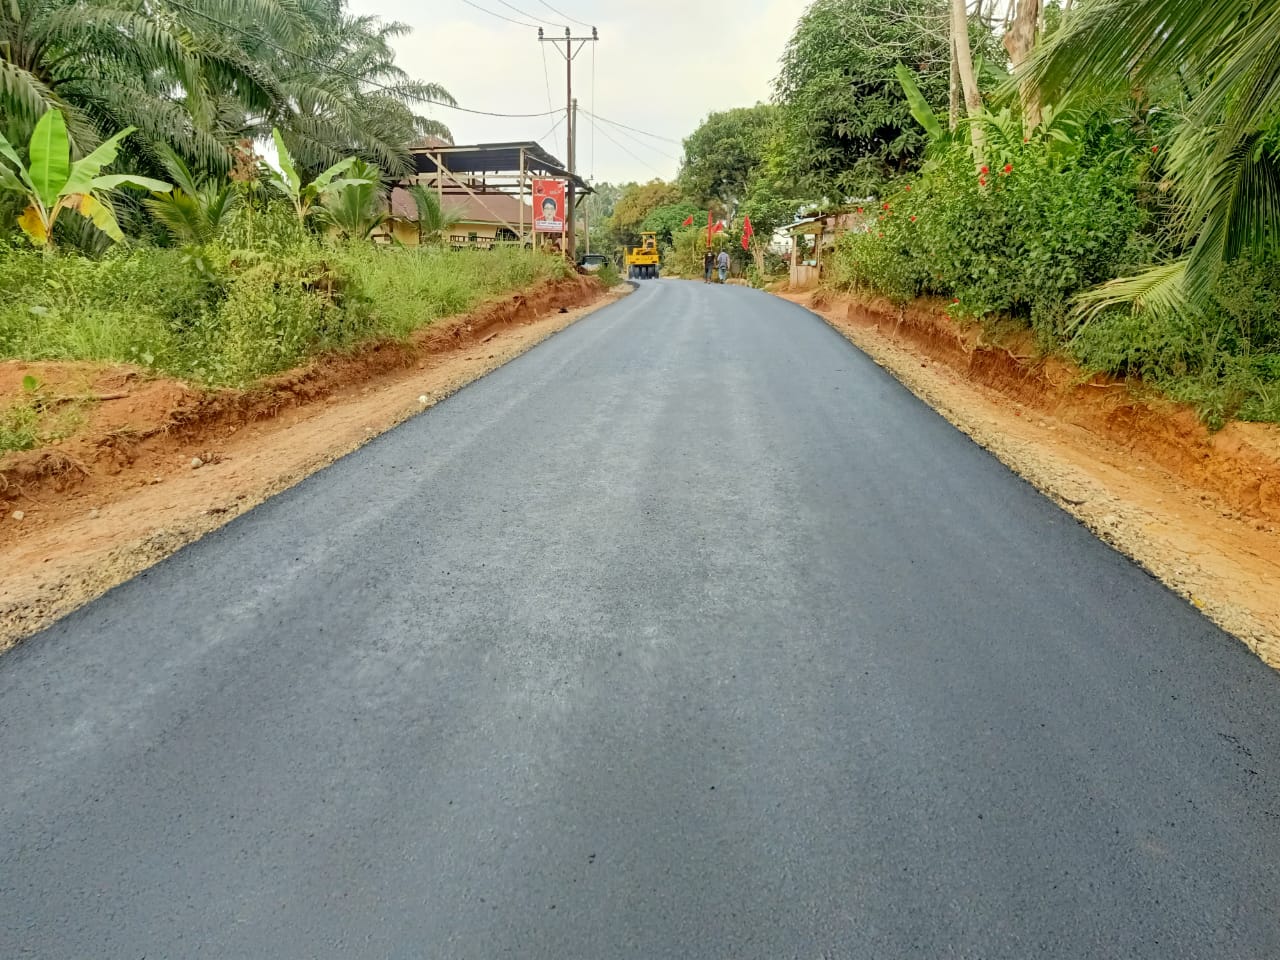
[314, 160, 389, 240]
[266, 128, 371, 223]
[0, 109, 169, 247]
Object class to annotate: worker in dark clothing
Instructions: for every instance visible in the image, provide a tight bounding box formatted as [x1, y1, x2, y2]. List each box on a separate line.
[703, 249, 715, 283]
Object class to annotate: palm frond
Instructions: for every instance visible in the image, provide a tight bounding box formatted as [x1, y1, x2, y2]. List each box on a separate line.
[1071, 260, 1191, 324]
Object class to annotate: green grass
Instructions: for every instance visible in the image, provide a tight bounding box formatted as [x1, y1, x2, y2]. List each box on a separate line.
[338, 244, 570, 339]
[0, 399, 39, 452]
[0, 241, 569, 387]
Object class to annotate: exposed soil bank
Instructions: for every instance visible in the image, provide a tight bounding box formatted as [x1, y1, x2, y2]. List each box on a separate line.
[0, 276, 621, 652]
[790, 289, 1280, 669]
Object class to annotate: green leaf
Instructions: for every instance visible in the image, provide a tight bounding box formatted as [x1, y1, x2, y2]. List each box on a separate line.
[272, 128, 300, 196]
[0, 165, 25, 194]
[312, 156, 361, 192]
[0, 130, 26, 182]
[90, 174, 172, 193]
[28, 109, 70, 210]
[61, 127, 136, 197]
[895, 63, 943, 142]
[21, 375, 38, 393]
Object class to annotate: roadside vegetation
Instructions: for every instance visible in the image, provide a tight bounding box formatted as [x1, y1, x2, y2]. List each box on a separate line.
[593, 0, 1280, 427]
[0, 1, 570, 413]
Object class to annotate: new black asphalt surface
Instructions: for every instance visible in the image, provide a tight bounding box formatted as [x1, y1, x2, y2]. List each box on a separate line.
[2, 280, 1279, 958]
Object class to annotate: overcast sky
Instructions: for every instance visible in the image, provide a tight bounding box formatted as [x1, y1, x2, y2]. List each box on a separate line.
[346, 0, 801, 185]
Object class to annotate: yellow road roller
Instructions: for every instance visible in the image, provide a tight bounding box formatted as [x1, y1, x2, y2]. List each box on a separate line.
[625, 232, 661, 280]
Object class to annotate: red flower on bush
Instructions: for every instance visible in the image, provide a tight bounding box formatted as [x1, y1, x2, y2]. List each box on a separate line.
[857, 207, 863, 213]
[910, 215, 916, 222]
[951, 298, 959, 304]
[883, 202, 891, 210]
[1002, 163, 1013, 174]
[979, 176, 987, 187]
[878, 232, 884, 238]
[980, 165, 989, 175]
[1152, 145, 1160, 154]
[904, 185, 911, 191]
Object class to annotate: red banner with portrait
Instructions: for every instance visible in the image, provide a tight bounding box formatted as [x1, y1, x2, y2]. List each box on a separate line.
[532, 178, 566, 234]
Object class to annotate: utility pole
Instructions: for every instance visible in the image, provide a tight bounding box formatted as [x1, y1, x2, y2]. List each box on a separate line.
[539, 25, 597, 262]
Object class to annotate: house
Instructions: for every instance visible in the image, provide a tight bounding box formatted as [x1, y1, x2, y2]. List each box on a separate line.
[385, 188, 531, 249]
[382, 137, 592, 250]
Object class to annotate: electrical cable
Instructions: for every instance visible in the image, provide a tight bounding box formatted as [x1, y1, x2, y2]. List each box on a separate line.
[540, 43, 558, 156]
[459, 0, 540, 29]
[582, 110, 680, 161]
[591, 120, 669, 178]
[492, 0, 565, 29]
[536, 0, 594, 29]
[585, 110, 682, 145]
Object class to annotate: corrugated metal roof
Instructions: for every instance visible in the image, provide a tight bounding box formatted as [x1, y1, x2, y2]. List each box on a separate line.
[409, 141, 592, 193]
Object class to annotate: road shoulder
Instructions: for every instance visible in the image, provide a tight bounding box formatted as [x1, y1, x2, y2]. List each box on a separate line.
[786, 289, 1280, 668]
[0, 279, 629, 653]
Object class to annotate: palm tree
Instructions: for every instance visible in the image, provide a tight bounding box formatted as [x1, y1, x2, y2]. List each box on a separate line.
[258, 8, 456, 177]
[144, 147, 240, 245]
[0, 0, 298, 170]
[1030, 0, 1280, 318]
[406, 185, 462, 245]
[0, 1, 454, 180]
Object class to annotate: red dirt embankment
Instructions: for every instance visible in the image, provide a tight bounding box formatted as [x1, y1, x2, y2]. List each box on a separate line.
[793, 289, 1280, 667]
[0, 274, 616, 650]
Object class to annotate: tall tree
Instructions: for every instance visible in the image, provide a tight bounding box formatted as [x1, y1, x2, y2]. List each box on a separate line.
[0, 0, 453, 178]
[678, 104, 779, 205]
[606, 180, 683, 247]
[950, 0, 986, 163]
[774, 0, 951, 199]
[1003, 0, 1044, 129]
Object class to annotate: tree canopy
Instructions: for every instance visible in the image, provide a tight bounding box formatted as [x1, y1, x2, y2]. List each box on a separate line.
[773, 0, 951, 199]
[0, 0, 453, 178]
[606, 180, 684, 247]
[678, 105, 779, 205]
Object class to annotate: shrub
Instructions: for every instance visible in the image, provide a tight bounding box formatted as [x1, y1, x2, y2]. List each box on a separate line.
[0, 240, 566, 387]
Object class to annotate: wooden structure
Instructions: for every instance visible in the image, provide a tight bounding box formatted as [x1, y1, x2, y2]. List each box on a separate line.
[785, 212, 857, 289]
[385, 138, 592, 250]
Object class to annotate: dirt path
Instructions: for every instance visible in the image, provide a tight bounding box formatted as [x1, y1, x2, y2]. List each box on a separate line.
[788, 290, 1280, 669]
[0, 277, 626, 652]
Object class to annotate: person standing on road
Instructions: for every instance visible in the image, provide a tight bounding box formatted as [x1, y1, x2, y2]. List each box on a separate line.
[703, 249, 715, 283]
[717, 249, 730, 283]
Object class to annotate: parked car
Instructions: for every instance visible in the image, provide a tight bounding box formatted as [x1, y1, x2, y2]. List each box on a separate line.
[577, 253, 610, 273]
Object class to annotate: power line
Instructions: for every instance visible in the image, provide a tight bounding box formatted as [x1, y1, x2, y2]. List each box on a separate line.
[459, 0, 541, 28]
[536, 113, 565, 151]
[586, 110, 683, 145]
[165, 0, 558, 119]
[587, 111, 680, 162]
[591, 120, 669, 179]
[540, 43, 557, 155]
[492, 0, 564, 28]
[536, 0, 594, 28]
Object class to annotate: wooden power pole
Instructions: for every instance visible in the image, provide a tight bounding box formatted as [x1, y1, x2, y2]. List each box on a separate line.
[538, 26, 597, 262]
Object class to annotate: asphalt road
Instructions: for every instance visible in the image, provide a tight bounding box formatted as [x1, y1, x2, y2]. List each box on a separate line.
[2, 280, 1279, 959]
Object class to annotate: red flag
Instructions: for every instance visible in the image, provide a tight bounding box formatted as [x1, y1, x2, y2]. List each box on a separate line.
[706, 209, 713, 247]
[741, 215, 754, 251]
[681, 214, 694, 226]
[711, 221, 725, 235]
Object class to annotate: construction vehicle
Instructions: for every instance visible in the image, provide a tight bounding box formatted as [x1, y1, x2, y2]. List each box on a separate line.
[625, 232, 661, 279]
